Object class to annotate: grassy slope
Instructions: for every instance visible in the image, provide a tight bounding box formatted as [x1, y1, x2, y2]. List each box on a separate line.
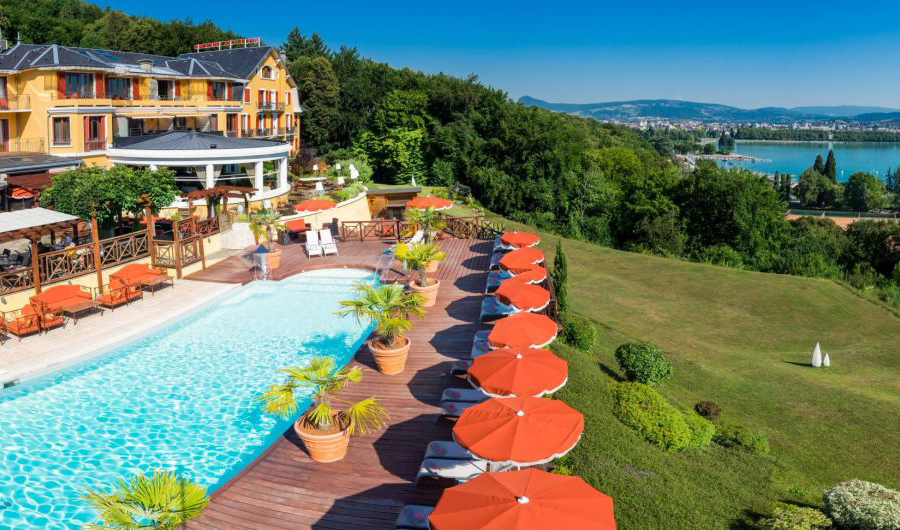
[499, 222, 900, 528]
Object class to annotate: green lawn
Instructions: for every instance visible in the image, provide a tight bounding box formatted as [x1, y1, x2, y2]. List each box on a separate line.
[499, 224, 900, 528]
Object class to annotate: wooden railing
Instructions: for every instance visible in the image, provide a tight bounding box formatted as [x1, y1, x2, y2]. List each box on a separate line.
[0, 269, 34, 294]
[99, 230, 150, 268]
[38, 244, 95, 284]
[152, 237, 201, 269]
[341, 216, 504, 241]
[195, 217, 220, 237]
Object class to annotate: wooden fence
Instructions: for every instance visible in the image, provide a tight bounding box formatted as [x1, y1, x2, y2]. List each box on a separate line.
[341, 216, 504, 241]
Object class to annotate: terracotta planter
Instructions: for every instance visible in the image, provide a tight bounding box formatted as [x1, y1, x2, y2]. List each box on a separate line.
[368, 336, 411, 375]
[408, 278, 440, 307]
[294, 416, 351, 463]
[425, 260, 440, 274]
[266, 247, 282, 269]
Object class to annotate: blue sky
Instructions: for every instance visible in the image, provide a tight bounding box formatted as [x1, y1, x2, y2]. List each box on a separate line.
[97, 0, 900, 108]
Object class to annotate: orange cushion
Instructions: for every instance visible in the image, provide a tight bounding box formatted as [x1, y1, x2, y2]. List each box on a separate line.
[285, 220, 308, 232]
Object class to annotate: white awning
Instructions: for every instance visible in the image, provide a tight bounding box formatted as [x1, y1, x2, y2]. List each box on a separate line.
[0, 208, 79, 234]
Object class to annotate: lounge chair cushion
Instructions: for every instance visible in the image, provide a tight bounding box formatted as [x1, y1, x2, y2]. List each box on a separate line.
[395, 504, 434, 529]
[416, 458, 484, 483]
[441, 388, 489, 403]
[30, 285, 92, 311]
[425, 440, 478, 460]
[440, 400, 478, 417]
[285, 219, 309, 232]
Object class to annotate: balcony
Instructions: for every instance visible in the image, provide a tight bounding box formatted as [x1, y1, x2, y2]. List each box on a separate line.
[0, 138, 45, 153]
[0, 95, 31, 112]
[240, 127, 296, 138]
[83, 138, 106, 152]
[257, 101, 286, 112]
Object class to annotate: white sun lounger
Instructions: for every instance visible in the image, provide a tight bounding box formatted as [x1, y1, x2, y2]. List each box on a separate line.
[440, 399, 480, 417]
[319, 229, 338, 256]
[480, 296, 516, 322]
[305, 229, 323, 257]
[441, 388, 489, 403]
[407, 229, 425, 246]
[415, 457, 486, 484]
[425, 440, 480, 460]
[395, 504, 434, 529]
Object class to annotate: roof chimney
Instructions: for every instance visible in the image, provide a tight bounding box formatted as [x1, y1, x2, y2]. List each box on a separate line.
[138, 59, 153, 72]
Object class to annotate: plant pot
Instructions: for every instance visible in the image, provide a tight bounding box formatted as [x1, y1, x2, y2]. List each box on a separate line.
[368, 336, 411, 375]
[294, 416, 351, 463]
[425, 261, 440, 274]
[408, 278, 440, 307]
[266, 247, 282, 269]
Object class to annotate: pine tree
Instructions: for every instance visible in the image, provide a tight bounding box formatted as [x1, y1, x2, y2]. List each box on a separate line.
[823, 150, 837, 183]
[551, 240, 569, 314]
[813, 154, 825, 174]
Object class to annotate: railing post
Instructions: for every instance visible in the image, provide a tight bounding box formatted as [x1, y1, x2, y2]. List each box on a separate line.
[173, 222, 183, 279]
[144, 202, 156, 268]
[91, 212, 104, 294]
[31, 236, 41, 295]
[199, 236, 206, 270]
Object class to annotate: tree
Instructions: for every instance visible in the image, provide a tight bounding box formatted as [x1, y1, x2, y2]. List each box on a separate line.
[843, 220, 900, 277]
[83, 470, 209, 530]
[358, 90, 430, 184]
[293, 56, 341, 150]
[813, 154, 826, 174]
[823, 149, 837, 183]
[40, 166, 177, 229]
[843, 172, 887, 211]
[551, 240, 569, 313]
[797, 168, 838, 208]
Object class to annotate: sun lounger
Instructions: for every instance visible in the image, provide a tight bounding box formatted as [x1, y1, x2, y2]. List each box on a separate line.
[480, 295, 515, 322]
[305, 229, 323, 257]
[424, 440, 479, 461]
[440, 399, 480, 418]
[407, 229, 424, 246]
[395, 504, 434, 529]
[489, 250, 505, 270]
[319, 229, 338, 256]
[415, 457, 486, 484]
[485, 269, 514, 293]
[441, 388, 490, 403]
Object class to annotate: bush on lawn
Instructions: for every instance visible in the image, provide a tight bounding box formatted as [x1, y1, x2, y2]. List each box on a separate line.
[713, 423, 770, 454]
[614, 342, 673, 386]
[683, 412, 715, 449]
[561, 312, 596, 352]
[823, 479, 900, 530]
[695, 400, 722, 422]
[610, 382, 690, 451]
[755, 502, 832, 530]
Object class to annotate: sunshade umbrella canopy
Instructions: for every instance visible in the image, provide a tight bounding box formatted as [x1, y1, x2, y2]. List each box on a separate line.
[429, 468, 616, 530]
[500, 231, 541, 249]
[453, 396, 583, 465]
[406, 196, 452, 210]
[488, 312, 558, 349]
[468, 347, 568, 397]
[495, 281, 551, 312]
[509, 266, 547, 284]
[499, 247, 545, 274]
[293, 199, 337, 214]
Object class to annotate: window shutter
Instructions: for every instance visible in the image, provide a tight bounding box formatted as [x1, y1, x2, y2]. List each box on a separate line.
[94, 74, 103, 98]
[83, 116, 89, 147]
[244, 87, 250, 103]
[207, 81, 213, 99]
[175, 80, 181, 98]
[57, 72, 66, 99]
[99, 116, 105, 145]
[133, 78, 140, 99]
[227, 83, 232, 100]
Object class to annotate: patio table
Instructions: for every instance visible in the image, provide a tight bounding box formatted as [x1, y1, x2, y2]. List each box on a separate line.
[136, 275, 173, 295]
[61, 299, 104, 325]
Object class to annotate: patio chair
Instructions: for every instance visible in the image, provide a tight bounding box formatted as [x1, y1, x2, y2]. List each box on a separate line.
[415, 457, 485, 484]
[97, 278, 143, 310]
[284, 219, 309, 242]
[305, 229, 323, 257]
[395, 504, 434, 530]
[319, 229, 338, 256]
[29, 302, 64, 333]
[112, 264, 173, 295]
[406, 229, 425, 246]
[2, 306, 42, 340]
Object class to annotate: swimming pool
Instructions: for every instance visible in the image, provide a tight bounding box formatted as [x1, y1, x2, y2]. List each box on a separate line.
[0, 269, 375, 529]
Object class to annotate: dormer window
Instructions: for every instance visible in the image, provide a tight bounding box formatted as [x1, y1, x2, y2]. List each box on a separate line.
[261, 66, 273, 80]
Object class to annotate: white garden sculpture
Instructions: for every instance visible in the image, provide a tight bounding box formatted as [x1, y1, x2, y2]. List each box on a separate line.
[823, 353, 831, 367]
[811, 343, 822, 367]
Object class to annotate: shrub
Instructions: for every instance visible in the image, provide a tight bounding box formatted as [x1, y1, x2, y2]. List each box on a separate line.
[823, 479, 900, 530]
[696, 243, 744, 269]
[713, 423, 770, 454]
[561, 313, 596, 352]
[695, 400, 721, 422]
[610, 382, 691, 451]
[756, 503, 832, 530]
[614, 342, 673, 386]
[683, 412, 715, 449]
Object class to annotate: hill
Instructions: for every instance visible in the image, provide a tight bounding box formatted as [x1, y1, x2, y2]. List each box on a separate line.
[519, 96, 900, 123]
[500, 220, 900, 528]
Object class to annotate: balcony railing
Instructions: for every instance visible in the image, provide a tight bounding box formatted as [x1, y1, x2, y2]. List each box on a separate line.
[239, 128, 296, 138]
[83, 138, 106, 152]
[0, 138, 45, 153]
[0, 95, 31, 111]
[58, 90, 97, 100]
[257, 101, 286, 112]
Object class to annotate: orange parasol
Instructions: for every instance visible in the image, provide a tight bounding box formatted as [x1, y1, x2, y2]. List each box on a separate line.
[510, 266, 547, 284]
[293, 199, 337, 230]
[452, 396, 583, 465]
[500, 231, 540, 249]
[488, 312, 557, 349]
[499, 247, 545, 274]
[494, 280, 551, 312]
[468, 347, 568, 397]
[429, 469, 616, 530]
[406, 196, 452, 211]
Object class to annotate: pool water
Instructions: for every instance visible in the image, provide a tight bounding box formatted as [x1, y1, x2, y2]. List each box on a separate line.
[0, 269, 375, 529]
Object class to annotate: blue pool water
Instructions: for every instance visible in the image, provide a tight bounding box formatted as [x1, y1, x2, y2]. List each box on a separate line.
[0, 269, 375, 529]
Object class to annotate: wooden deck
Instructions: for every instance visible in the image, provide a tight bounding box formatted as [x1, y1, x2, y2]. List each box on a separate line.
[187, 237, 494, 529]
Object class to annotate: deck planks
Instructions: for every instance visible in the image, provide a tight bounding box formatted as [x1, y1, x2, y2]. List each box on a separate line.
[187, 237, 493, 529]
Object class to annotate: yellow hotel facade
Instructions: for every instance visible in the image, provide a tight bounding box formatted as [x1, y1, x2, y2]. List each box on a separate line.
[0, 40, 301, 211]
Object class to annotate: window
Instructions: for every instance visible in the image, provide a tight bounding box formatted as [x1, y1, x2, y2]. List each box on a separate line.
[52, 117, 71, 146]
[208, 81, 226, 101]
[173, 117, 188, 130]
[106, 77, 131, 100]
[208, 114, 218, 132]
[65, 73, 94, 98]
[157, 80, 174, 100]
[285, 91, 291, 106]
[241, 114, 249, 133]
[84, 116, 105, 152]
[261, 65, 273, 79]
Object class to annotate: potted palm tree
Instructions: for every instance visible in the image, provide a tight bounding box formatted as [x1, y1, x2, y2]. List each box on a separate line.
[337, 283, 426, 375]
[259, 357, 389, 463]
[394, 242, 446, 307]
[249, 209, 284, 269]
[83, 470, 209, 529]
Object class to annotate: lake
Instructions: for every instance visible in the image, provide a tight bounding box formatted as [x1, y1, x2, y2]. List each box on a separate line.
[719, 141, 900, 182]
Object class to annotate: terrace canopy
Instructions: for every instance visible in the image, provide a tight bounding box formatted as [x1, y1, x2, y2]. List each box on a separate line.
[0, 208, 80, 243]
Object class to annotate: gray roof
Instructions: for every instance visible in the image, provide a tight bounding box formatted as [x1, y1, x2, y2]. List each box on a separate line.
[0, 207, 78, 234]
[0, 153, 82, 174]
[113, 131, 284, 150]
[179, 46, 275, 80]
[0, 43, 244, 81]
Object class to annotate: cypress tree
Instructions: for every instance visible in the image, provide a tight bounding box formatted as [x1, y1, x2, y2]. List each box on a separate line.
[823, 150, 837, 183]
[813, 154, 825, 174]
[551, 240, 569, 314]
